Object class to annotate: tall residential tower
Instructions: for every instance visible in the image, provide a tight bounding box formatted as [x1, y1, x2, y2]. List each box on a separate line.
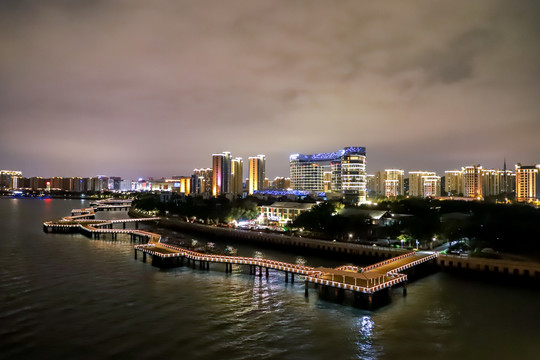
[248, 155, 266, 195]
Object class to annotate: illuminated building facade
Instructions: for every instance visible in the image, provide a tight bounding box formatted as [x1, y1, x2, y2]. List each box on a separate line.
[259, 202, 315, 224]
[0, 170, 22, 190]
[231, 158, 244, 196]
[462, 165, 483, 198]
[290, 147, 367, 204]
[408, 171, 437, 197]
[384, 169, 404, 197]
[423, 175, 441, 197]
[444, 170, 463, 195]
[192, 168, 212, 195]
[248, 155, 266, 195]
[515, 164, 539, 202]
[481, 169, 514, 197]
[165, 177, 191, 195]
[212, 152, 232, 197]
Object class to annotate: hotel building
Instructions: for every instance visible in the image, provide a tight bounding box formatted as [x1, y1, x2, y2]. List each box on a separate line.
[290, 147, 367, 204]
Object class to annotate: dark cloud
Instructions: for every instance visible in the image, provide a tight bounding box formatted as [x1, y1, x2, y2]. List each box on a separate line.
[1, 0, 539, 179]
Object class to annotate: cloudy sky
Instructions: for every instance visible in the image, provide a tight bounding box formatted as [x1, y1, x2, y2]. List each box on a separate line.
[1, 0, 539, 179]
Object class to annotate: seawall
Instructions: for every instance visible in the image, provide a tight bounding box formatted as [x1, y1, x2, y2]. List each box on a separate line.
[130, 210, 540, 281]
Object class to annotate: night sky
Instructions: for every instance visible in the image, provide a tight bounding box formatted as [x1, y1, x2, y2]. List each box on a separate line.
[1, 0, 539, 179]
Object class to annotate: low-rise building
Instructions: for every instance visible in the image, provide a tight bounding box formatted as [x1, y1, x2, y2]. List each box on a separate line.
[258, 202, 315, 225]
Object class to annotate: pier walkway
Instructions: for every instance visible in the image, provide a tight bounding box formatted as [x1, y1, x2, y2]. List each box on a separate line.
[44, 203, 439, 303]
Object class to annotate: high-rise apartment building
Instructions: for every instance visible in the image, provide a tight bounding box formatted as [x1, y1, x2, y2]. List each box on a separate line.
[423, 175, 441, 197]
[248, 155, 266, 195]
[212, 152, 232, 197]
[192, 168, 212, 195]
[29, 177, 47, 190]
[290, 147, 367, 204]
[231, 158, 244, 196]
[462, 165, 483, 198]
[384, 169, 404, 197]
[408, 171, 437, 197]
[515, 164, 539, 202]
[444, 170, 463, 196]
[481, 169, 514, 197]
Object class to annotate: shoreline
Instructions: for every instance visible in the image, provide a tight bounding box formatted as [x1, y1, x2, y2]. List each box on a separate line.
[131, 210, 540, 282]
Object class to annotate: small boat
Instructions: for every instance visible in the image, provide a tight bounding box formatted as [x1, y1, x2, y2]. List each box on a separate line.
[224, 246, 238, 255]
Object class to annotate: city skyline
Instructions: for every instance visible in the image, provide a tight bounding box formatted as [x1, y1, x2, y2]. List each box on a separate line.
[1, 1, 540, 179]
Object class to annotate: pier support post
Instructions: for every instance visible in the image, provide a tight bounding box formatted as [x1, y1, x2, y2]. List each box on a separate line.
[285, 271, 289, 283]
[134, 249, 137, 260]
[305, 280, 309, 298]
[206, 261, 210, 271]
[266, 267, 269, 279]
[123, 223, 126, 229]
[142, 252, 146, 263]
[291, 273, 295, 283]
[258, 266, 262, 278]
[403, 282, 407, 296]
[136, 223, 139, 229]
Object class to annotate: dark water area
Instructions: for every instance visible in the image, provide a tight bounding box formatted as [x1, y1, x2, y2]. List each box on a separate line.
[1, 198, 539, 360]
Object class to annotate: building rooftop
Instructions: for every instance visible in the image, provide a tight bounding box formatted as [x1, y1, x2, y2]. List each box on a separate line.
[339, 208, 391, 220]
[290, 147, 366, 162]
[264, 202, 316, 210]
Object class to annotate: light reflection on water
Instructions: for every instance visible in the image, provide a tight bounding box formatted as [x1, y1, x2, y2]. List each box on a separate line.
[0, 199, 539, 360]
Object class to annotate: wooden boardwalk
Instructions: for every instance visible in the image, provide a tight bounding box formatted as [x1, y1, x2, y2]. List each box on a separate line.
[44, 202, 440, 304]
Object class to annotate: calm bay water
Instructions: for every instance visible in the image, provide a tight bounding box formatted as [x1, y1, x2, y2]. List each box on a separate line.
[0, 198, 539, 360]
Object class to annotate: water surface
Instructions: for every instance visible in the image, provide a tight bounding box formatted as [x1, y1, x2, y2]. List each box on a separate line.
[0, 198, 538, 359]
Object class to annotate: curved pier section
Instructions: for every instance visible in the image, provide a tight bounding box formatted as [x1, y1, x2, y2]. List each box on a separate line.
[43, 200, 439, 307]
